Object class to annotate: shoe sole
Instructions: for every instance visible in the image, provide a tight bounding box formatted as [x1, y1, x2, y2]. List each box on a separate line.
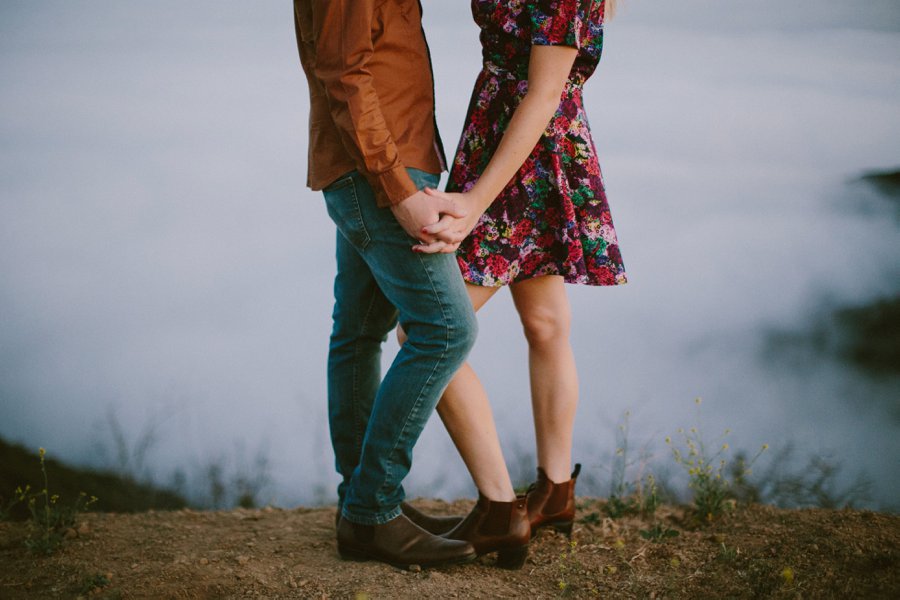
[531, 519, 574, 538]
[338, 545, 477, 570]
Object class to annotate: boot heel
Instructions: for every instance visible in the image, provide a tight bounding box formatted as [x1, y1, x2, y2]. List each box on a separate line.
[550, 520, 574, 537]
[496, 543, 529, 570]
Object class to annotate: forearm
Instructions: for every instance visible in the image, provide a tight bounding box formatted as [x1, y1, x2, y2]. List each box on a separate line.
[468, 45, 577, 212]
[468, 92, 562, 212]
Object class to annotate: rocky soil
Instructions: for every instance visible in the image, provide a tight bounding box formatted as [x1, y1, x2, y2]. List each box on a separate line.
[1, 499, 898, 599]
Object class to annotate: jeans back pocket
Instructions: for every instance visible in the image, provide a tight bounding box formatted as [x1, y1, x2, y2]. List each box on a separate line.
[323, 174, 371, 250]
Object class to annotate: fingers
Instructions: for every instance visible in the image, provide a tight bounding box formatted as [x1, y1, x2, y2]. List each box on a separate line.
[424, 188, 467, 218]
[431, 228, 466, 244]
[412, 239, 461, 254]
[412, 239, 447, 254]
[442, 199, 467, 219]
[421, 213, 456, 235]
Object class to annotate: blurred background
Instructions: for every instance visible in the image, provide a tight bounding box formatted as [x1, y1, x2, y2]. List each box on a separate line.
[1, 0, 898, 512]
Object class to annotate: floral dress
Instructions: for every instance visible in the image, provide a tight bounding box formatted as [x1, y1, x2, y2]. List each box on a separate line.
[449, 0, 627, 287]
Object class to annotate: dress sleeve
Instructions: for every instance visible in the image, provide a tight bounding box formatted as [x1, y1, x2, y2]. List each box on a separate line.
[528, 0, 589, 48]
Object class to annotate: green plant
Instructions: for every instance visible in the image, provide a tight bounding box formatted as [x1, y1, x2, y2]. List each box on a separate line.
[731, 443, 872, 509]
[579, 511, 602, 525]
[666, 398, 767, 522]
[78, 573, 110, 595]
[717, 542, 739, 563]
[553, 540, 600, 597]
[638, 523, 679, 542]
[15, 448, 98, 555]
[603, 494, 639, 519]
[0, 484, 31, 521]
[640, 473, 661, 516]
[604, 411, 660, 519]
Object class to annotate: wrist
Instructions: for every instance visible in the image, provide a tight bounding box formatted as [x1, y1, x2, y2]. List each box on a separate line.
[468, 185, 493, 213]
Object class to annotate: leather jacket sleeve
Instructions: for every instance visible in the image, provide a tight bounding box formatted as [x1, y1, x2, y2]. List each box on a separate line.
[311, 0, 418, 206]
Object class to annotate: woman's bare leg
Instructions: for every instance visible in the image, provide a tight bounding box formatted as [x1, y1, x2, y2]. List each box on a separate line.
[398, 283, 515, 501]
[510, 275, 577, 483]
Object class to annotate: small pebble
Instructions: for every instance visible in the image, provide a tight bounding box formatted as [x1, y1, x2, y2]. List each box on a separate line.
[199, 558, 209, 565]
[408, 564, 422, 573]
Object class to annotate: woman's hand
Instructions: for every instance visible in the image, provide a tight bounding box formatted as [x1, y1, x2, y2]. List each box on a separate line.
[390, 188, 467, 243]
[412, 188, 486, 254]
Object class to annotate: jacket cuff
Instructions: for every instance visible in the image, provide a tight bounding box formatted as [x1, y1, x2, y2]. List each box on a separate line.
[375, 164, 419, 207]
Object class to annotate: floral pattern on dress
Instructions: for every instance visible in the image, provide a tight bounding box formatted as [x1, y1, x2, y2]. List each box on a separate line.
[450, 0, 627, 287]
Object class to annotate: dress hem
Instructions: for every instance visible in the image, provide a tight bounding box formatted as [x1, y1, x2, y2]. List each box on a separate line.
[461, 270, 628, 288]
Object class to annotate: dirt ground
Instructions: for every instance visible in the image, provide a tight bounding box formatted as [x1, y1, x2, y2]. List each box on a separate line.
[1, 498, 897, 599]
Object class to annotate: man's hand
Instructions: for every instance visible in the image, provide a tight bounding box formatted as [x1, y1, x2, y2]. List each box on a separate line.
[411, 189, 486, 254]
[390, 189, 467, 245]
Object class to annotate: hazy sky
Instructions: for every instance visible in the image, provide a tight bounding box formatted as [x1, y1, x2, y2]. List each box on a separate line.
[1, 1, 899, 508]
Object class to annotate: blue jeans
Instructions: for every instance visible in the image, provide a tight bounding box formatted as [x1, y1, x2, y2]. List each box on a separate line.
[322, 168, 477, 525]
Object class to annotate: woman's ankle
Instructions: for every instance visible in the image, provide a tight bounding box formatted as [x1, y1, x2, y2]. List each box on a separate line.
[477, 484, 517, 503]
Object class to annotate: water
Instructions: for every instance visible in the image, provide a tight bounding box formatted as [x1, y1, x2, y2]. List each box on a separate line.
[1, 1, 898, 510]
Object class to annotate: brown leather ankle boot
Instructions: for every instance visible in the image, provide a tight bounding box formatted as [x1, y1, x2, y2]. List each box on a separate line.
[400, 502, 463, 535]
[444, 494, 530, 569]
[335, 502, 463, 535]
[337, 513, 476, 569]
[525, 463, 581, 537]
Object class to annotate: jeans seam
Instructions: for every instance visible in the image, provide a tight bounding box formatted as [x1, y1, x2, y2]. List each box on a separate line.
[342, 503, 402, 526]
[375, 252, 451, 505]
[348, 176, 371, 250]
[351, 280, 383, 461]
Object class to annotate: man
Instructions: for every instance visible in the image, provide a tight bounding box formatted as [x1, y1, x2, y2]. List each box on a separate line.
[293, 0, 477, 568]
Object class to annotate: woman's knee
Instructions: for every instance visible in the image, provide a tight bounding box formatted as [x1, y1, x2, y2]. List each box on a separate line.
[519, 304, 570, 348]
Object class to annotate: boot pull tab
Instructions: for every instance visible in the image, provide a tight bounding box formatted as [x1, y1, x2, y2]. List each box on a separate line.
[571, 463, 581, 480]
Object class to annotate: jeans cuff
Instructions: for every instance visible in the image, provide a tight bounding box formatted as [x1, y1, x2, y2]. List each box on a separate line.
[341, 504, 402, 526]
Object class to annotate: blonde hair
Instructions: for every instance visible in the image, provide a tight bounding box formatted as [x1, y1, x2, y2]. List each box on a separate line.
[605, 0, 618, 21]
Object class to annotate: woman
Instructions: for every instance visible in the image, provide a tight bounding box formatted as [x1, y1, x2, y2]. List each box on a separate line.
[411, 0, 626, 568]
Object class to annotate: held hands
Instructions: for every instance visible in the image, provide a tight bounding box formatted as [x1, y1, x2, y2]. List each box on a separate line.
[412, 188, 485, 254]
[389, 189, 467, 244]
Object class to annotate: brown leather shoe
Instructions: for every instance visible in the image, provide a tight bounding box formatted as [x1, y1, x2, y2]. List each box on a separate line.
[401, 502, 463, 535]
[444, 494, 530, 569]
[526, 463, 581, 537]
[337, 513, 476, 569]
[335, 503, 463, 536]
